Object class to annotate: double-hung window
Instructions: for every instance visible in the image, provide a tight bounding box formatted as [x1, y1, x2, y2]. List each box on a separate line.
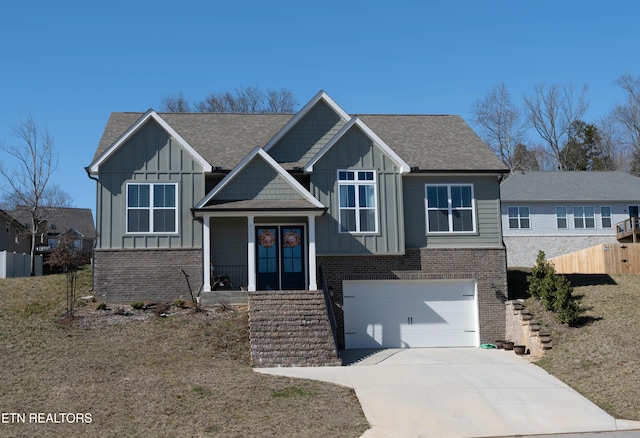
[507, 206, 530, 229]
[127, 183, 178, 233]
[600, 206, 612, 228]
[573, 206, 595, 229]
[556, 207, 568, 229]
[338, 170, 377, 233]
[425, 184, 475, 233]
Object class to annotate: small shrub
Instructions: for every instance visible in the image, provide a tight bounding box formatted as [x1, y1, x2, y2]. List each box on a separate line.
[130, 302, 144, 310]
[173, 298, 186, 308]
[527, 250, 582, 326]
[96, 302, 108, 311]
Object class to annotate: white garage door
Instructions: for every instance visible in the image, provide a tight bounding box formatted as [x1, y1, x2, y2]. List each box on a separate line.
[343, 279, 478, 349]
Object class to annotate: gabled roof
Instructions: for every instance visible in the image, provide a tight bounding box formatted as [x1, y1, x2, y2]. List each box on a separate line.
[195, 147, 325, 211]
[263, 90, 351, 153]
[305, 116, 411, 173]
[87, 110, 212, 174]
[92, 92, 507, 173]
[500, 171, 640, 202]
[10, 207, 97, 238]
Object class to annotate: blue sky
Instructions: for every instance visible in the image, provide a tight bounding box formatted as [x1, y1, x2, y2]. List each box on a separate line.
[1, 1, 639, 213]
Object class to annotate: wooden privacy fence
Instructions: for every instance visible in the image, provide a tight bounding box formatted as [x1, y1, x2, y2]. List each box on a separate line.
[549, 243, 640, 274]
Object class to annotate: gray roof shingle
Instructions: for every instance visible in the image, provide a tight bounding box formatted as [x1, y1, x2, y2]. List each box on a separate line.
[500, 171, 640, 202]
[94, 111, 507, 172]
[10, 207, 96, 238]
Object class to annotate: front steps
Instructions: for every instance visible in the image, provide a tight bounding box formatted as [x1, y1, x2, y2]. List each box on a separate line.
[506, 300, 553, 358]
[248, 290, 341, 368]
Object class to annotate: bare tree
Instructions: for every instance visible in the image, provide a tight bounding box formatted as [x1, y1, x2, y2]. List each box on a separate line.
[612, 73, 640, 175]
[165, 87, 298, 113]
[0, 113, 59, 275]
[161, 91, 191, 112]
[598, 112, 632, 172]
[266, 88, 298, 113]
[523, 82, 589, 170]
[472, 83, 526, 172]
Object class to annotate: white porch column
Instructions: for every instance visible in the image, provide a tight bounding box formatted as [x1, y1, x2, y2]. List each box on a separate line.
[308, 215, 317, 290]
[247, 215, 256, 291]
[202, 214, 212, 292]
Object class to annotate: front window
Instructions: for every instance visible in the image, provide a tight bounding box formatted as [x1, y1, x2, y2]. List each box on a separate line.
[508, 206, 530, 229]
[556, 207, 567, 229]
[601, 206, 612, 228]
[338, 170, 377, 233]
[573, 206, 595, 229]
[425, 184, 475, 233]
[127, 183, 178, 233]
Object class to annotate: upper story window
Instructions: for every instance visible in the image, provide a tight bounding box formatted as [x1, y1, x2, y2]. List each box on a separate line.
[628, 205, 639, 218]
[425, 184, 476, 233]
[337, 170, 377, 233]
[126, 183, 178, 234]
[5, 221, 9, 234]
[573, 206, 595, 229]
[600, 206, 612, 228]
[508, 206, 530, 229]
[556, 207, 568, 229]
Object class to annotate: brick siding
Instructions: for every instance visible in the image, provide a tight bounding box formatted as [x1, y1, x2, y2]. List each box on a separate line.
[318, 247, 507, 349]
[93, 248, 202, 303]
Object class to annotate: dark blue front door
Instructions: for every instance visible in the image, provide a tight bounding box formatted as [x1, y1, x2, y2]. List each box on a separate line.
[256, 226, 305, 290]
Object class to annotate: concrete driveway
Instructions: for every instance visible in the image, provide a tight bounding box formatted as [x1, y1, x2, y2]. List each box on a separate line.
[256, 348, 640, 438]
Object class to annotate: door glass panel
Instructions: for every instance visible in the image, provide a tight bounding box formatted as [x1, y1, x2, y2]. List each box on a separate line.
[282, 228, 303, 273]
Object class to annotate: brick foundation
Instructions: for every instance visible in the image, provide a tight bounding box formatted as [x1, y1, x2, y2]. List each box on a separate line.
[93, 248, 202, 304]
[318, 247, 508, 349]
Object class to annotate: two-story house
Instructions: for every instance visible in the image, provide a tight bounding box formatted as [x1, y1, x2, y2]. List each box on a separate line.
[87, 91, 509, 350]
[501, 171, 640, 267]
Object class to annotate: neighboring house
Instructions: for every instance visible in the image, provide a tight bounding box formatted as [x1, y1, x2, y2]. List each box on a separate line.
[500, 171, 640, 267]
[10, 207, 97, 258]
[87, 90, 509, 350]
[0, 209, 30, 254]
[0, 209, 36, 278]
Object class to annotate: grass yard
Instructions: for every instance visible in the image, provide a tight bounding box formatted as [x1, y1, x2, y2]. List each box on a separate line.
[0, 267, 368, 437]
[509, 270, 640, 421]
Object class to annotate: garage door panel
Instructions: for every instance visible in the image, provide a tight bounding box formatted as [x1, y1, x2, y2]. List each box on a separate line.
[343, 280, 478, 349]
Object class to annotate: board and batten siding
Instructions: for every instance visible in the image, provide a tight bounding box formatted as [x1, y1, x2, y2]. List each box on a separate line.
[501, 202, 628, 237]
[403, 175, 503, 249]
[310, 127, 404, 255]
[267, 100, 346, 165]
[214, 157, 305, 201]
[96, 120, 205, 249]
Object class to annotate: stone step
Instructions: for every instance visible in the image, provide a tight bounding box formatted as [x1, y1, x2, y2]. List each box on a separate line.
[248, 290, 340, 368]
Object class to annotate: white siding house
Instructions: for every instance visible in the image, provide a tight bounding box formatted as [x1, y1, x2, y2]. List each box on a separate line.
[501, 171, 640, 267]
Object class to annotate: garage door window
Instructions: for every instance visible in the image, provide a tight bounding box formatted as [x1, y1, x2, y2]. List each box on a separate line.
[425, 184, 476, 233]
[338, 170, 377, 233]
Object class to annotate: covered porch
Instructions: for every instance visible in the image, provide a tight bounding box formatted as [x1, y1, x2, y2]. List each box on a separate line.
[196, 207, 325, 296]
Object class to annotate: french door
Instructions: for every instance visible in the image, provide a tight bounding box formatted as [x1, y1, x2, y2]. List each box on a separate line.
[256, 226, 306, 290]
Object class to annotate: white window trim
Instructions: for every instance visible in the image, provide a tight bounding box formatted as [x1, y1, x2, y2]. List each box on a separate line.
[337, 170, 378, 234]
[507, 206, 531, 229]
[556, 206, 568, 230]
[573, 206, 596, 229]
[600, 206, 612, 229]
[424, 184, 477, 234]
[126, 182, 179, 234]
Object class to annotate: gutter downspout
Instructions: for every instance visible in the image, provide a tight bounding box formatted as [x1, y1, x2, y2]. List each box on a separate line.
[85, 166, 98, 293]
